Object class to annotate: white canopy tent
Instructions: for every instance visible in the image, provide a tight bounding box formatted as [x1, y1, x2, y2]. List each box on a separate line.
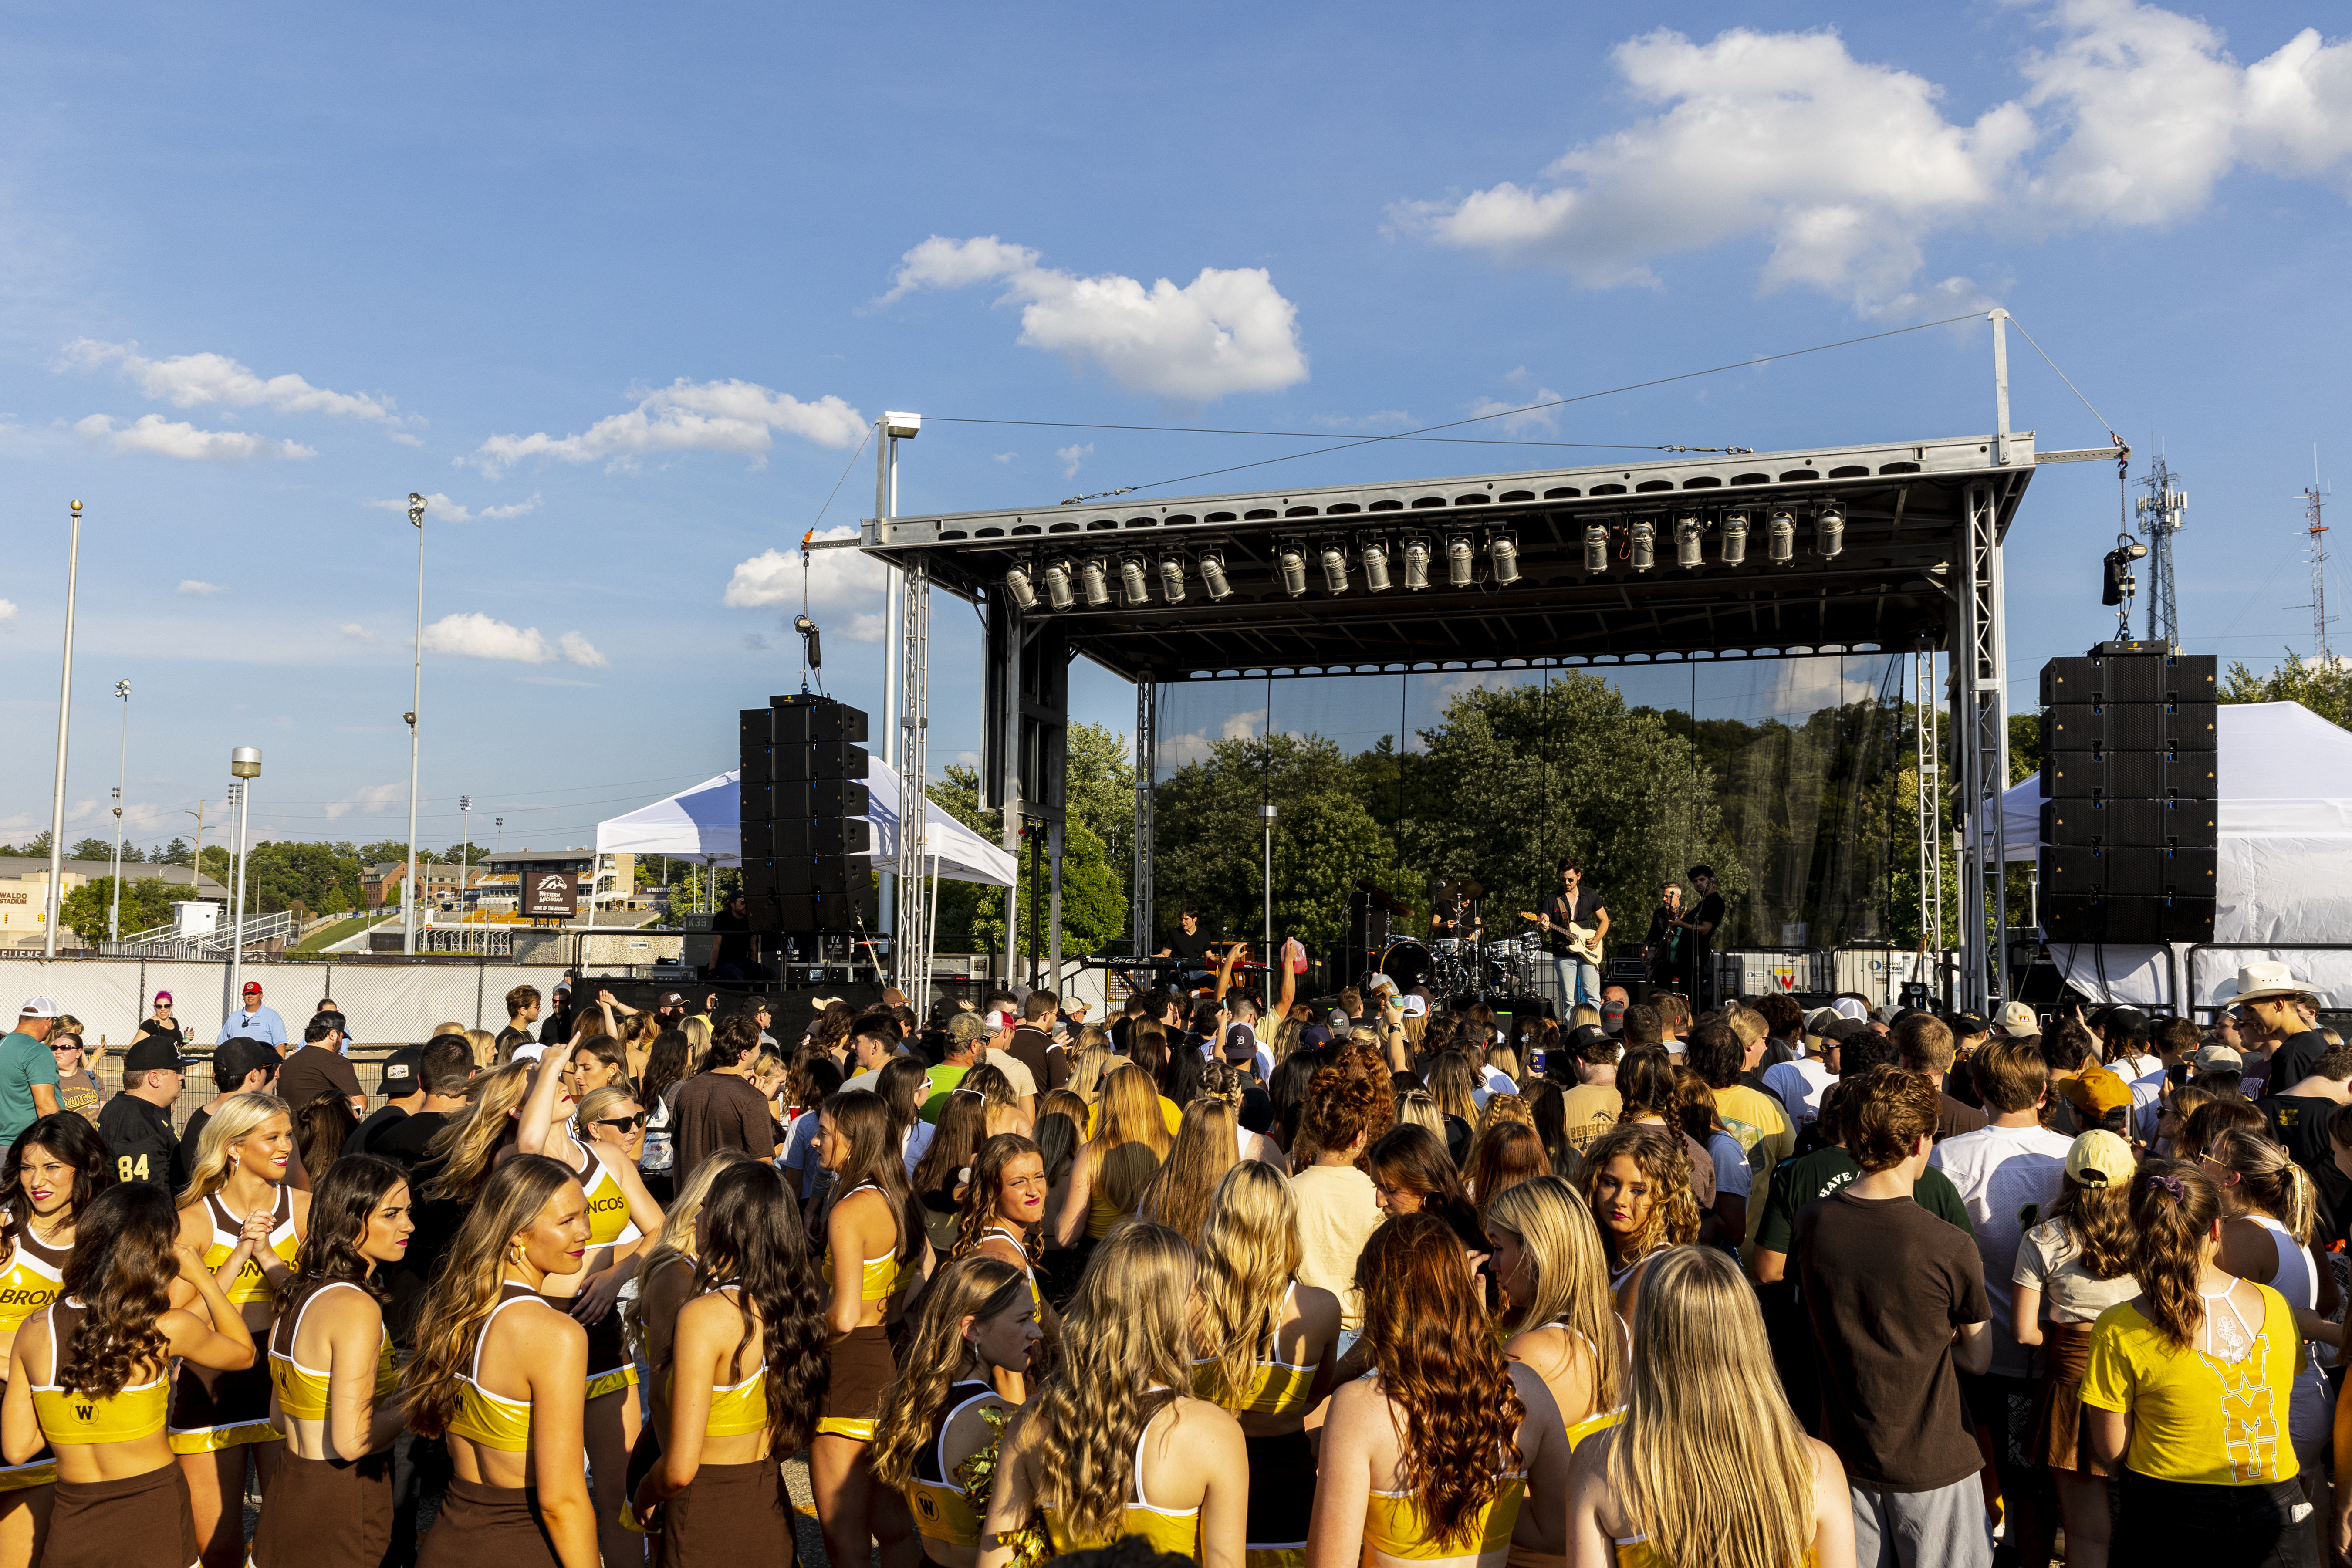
[1978, 701, 2352, 1009]
[595, 758, 1017, 887]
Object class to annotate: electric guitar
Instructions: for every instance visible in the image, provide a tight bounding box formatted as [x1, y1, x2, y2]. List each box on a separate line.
[1520, 910, 1603, 964]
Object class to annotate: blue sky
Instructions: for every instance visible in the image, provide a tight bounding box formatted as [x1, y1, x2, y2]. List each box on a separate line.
[3, 0, 2349, 862]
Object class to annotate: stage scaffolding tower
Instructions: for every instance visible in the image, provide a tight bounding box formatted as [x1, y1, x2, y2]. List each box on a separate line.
[1913, 649, 1945, 960]
[895, 556, 933, 1014]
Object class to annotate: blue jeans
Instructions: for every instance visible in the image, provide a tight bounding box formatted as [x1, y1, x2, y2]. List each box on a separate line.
[1552, 956, 1600, 1011]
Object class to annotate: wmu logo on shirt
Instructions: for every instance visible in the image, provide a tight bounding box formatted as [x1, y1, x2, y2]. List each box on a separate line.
[2207, 1335, 2284, 1482]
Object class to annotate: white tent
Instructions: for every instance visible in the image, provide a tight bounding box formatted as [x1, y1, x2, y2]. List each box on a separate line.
[596, 759, 1017, 887]
[1978, 701, 2352, 1008]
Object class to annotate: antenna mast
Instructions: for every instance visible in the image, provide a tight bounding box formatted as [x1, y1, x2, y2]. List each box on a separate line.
[2305, 463, 2331, 662]
[2132, 453, 2185, 650]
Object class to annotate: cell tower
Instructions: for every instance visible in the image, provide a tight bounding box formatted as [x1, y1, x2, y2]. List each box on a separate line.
[2132, 453, 2185, 649]
[2305, 482, 2330, 661]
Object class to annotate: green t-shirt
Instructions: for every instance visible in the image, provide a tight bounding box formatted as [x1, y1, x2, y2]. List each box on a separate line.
[918, 1062, 972, 1124]
[1753, 1145, 1975, 1257]
[0, 1032, 61, 1144]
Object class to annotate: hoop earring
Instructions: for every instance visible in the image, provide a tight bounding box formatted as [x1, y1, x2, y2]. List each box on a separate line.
[508, 1244, 526, 1265]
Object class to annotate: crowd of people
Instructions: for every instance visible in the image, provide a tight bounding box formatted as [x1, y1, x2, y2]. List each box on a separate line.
[0, 952, 2342, 1568]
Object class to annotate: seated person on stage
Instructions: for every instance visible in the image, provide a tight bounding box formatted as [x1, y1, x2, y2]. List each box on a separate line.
[1156, 908, 1216, 984]
[708, 889, 777, 981]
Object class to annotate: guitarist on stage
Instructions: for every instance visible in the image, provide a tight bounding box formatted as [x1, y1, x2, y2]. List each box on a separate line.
[1537, 858, 1609, 1010]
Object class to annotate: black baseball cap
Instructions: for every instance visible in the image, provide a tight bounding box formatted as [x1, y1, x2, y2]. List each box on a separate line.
[378, 1047, 424, 1095]
[1566, 1024, 1612, 1055]
[1599, 999, 1627, 1037]
[1821, 1017, 1871, 1044]
[213, 1037, 280, 1086]
[123, 1037, 195, 1075]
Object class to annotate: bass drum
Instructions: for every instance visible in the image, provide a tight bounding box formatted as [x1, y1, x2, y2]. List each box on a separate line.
[1377, 938, 1433, 995]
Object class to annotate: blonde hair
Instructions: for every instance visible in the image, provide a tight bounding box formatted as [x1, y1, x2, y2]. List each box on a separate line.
[1570, 1004, 1602, 1031]
[1393, 1090, 1443, 1138]
[463, 1028, 497, 1070]
[871, 1256, 1028, 1492]
[1486, 1045, 1521, 1084]
[1478, 1092, 1534, 1137]
[1094, 1065, 1172, 1159]
[576, 1085, 641, 1140]
[423, 1060, 534, 1203]
[1192, 1162, 1301, 1414]
[1064, 1044, 1115, 1104]
[623, 1148, 757, 1351]
[404, 1156, 582, 1438]
[431, 1021, 468, 1042]
[2205, 1124, 2318, 1244]
[1097, 1141, 1163, 1226]
[1021, 1223, 1195, 1546]
[177, 1092, 292, 1207]
[1607, 1247, 1814, 1568]
[1136, 1099, 1237, 1249]
[1484, 1176, 1619, 1412]
[682, 1016, 713, 1073]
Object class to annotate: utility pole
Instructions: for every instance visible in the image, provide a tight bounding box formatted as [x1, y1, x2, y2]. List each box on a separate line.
[403, 492, 427, 953]
[460, 795, 472, 923]
[186, 801, 209, 892]
[2133, 453, 2186, 650]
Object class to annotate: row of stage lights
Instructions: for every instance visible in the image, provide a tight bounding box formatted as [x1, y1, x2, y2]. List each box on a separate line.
[1002, 504, 1845, 612]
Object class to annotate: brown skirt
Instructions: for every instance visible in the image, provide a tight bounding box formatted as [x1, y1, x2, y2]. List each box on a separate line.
[417, 1477, 559, 1568]
[250, 1450, 393, 1568]
[2030, 1321, 2110, 1476]
[657, 1460, 792, 1568]
[816, 1325, 895, 1443]
[44, 1463, 200, 1568]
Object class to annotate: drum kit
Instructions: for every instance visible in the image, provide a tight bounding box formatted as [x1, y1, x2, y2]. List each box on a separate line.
[1369, 877, 1546, 1003]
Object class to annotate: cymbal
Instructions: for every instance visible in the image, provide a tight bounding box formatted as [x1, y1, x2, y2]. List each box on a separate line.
[1436, 877, 1485, 901]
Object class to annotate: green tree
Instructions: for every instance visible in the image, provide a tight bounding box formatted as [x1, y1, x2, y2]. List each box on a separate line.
[1062, 721, 1138, 902]
[970, 815, 1129, 959]
[152, 838, 194, 867]
[7, 832, 52, 858]
[68, 837, 115, 862]
[60, 876, 185, 942]
[2222, 650, 2352, 730]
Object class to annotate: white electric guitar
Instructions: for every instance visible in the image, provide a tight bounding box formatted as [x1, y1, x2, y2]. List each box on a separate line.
[1521, 910, 1603, 964]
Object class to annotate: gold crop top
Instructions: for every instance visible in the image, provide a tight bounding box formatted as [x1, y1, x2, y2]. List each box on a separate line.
[201, 1188, 301, 1307]
[31, 1300, 169, 1445]
[906, 1380, 997, 1552]
[0, 1221, 70, 1336]
[269, 1281, 399, 1422]
[665, 1286, 768, 1439]
[446, 1284, 550, 1453]
[1190, 1284, 1318, 1416]
[825, 1184, 917, 1302]
[562, 1142, 642, 1251]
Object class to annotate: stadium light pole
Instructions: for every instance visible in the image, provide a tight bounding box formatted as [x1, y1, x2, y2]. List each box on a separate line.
[1260, 802, 1277, 1013]
[402, 492, 426, 954]
[224, 748, 260, 1017]
[460, 794, 472, 923]
[43, 501, 82, 958]
[109, 680, 131, 941]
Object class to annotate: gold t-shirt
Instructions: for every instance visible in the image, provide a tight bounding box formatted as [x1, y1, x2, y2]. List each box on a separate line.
[2081, 1288, 2301, 1486]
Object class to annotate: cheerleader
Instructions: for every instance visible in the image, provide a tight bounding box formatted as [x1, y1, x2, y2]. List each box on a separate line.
[249, 1155, 413, 1568]
[623, 1151, 757, 1505]
[0, 1183, 255, 1568]
[953, 1134, 1050, 1402]
[629, 1162, 827, 1568]
[0, 1114, 113, 1568]
[870, 1256, 1040, 1568]
[516, 1049, 667, 1568]
[403, 1155, 595, 1568]
[172, 1092, 308, 1568]
[814, 1089, 934, 1568]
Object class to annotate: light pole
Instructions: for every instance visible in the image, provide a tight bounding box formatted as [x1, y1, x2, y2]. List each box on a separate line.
[402, 492, 426, 954]
[43, 500, 83, 958]
[223, 747, 260, 1018]
[1260, 802, 1277, 1013]
[109, 680, 131, 941]
[460, 795, 472, 923]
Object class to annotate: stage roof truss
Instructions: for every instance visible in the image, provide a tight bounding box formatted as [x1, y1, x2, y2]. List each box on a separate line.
[857, 433, 2039, 681]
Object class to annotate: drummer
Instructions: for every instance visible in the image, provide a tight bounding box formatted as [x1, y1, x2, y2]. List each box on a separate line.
[1429, 879, 1484, 944]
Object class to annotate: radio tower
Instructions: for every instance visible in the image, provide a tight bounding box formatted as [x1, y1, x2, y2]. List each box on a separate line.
[2133, 453, 2186, 649]
[2305, 479, 2330, 662]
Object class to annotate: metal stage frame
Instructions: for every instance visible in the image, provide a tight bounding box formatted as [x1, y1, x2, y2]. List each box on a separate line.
[851, 327, 2115, 1014]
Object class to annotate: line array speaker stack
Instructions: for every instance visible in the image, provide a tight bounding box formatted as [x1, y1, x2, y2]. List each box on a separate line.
[2037, 643, 2219, 944]
[738, 695, 875, 948]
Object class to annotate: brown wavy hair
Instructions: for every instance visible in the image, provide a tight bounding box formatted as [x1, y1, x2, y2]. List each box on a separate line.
[1579, 1123, 1700, 1267]
[693, 1161, 830, 1449]
[56, 1183, 178, 1398]
[954, 1133, 1046, 1264]
[1355, 1212, 1526, 1547]
[1302, 1052, 1386, 1169]
[1461, 1121, 1548, 1228]
[294, 1152, 409, 1299]
[869, 1255, 1027, 1491]
[2128, 1158, 2224, 1350]
[403, 1155, 581, 1438]
[2046, 1173, 2134, 1281]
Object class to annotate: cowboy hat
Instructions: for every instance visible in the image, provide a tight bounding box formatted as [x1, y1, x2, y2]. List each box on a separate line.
[2212, 961, 2328, 1009]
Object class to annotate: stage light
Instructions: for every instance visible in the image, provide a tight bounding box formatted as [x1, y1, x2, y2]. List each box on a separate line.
[1078, 556, 1111, 608]
[1320, 543, 1350, 595]
[1360, 538, 1392, 593]
[1402, 537, 1430, 591]
[1767, 510, 1795, 565]
[1674, 514, 1704, 571]
[1120, 555, 1150, 605]
[1488, 533, 1520, 585]
[1815, 503, 1845, 560]
[1199, 551, 1233, 602]
[1629, 520, 1655, 573]
[1720, 512, 1749, 566]
[1446, 535, 1475, 588]
[1583, 523, 1608, 573]
[1042, 558, 1074, 612]
[1276, 544, 1308, 598]
[1005, 562, 1038, 611]
[1158, 553, 1187, 603]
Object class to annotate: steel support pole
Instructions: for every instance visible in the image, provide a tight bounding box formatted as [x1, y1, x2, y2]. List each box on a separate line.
[1956, 482, 2010, 1011]
[1989, 309, 2012, 467]
[44, 502, 82, 958]
[878, 421, 900, 940]
[1047, 819, 1064, 996]
[225, 778, 250, 1015]
[896, 557, 930, 1013]
[110, 683, 130, 942]
[1001, 612, 1023, 985]
[1133, 681, 1156, 957]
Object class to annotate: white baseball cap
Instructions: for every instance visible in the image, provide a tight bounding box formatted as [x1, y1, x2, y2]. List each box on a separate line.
[1401, 994, 1429, 1019]
[1829, 997, 1869, 1024]
[17, 997, 57, 1020]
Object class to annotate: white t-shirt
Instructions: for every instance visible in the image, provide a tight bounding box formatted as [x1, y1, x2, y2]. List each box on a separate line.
[2013, 1215, 2140, 1325]
[1760, 1056, 1834, 1125]
[2116, 1051, 2162, 1085]
[1471, 1065, 1518, 1112]
[1929, 1121, 2074, 1377]
[981, 1048, 1037, 1099]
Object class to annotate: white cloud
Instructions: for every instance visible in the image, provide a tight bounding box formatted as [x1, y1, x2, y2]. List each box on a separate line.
[846, 612, 886, 643]
[880, 235, 1308, 402]
[60, 339, 409, 429]
[176, 580, 223, 597]
[1311, 410, 1413, 429]
[1467, 388, 1565, 436]
[723, 525, 884, 610]
[993, 451, 1017, 463]
[1057, 442, 1094, 480]
[0, 600, 16, 625]
[365, 491, 542, 524]
[324, 782, 405, 821]
[338, 623, 374, 642]
[1396, 5, 2352, 311]
[75, 413, 314, 462]
[420, 612, 606, 667]
[471, 379, 864, 474]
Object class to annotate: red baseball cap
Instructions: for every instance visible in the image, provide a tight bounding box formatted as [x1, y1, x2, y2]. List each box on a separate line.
[242, 981, 263, 995]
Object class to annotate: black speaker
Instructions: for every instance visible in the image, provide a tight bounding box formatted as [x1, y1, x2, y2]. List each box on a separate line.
[776, 855, 856, 895]
[773, 741, 869, 781]
[777, 818, 872, 857]
[739, 779, 775, 821]
[2043, 702, 2219, 753]
[2040, 797, 2219, 848]
[771, 697, 870, 744]
[738, 744, 771, 784]
[740, 858, 777, 896]
[2040, 652, 2218, 706]
[778, 886, 876, 931]
[2041, 892, 2215, 944]
[2042, 750, 2220, 798]
[740, 707, 777, 747]
[2038, 845, 2216, 898]
[776, 778, 870, 818]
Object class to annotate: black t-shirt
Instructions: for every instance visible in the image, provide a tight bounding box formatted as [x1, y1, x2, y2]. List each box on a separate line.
[371, 1109, 452, 1175]
[711, 909, 756, 967]
[131, 1018, 186, 1051]
[2268, 1031, 2331, 1096]
[98, 1095, 182, 1191]
[494, 1025, 534, 1061]
[178, 1108, 212, 1185]
[1167, 929, 1212, 964]
[1543, 887, 1602, 957]
[1687, 891, 1725, 945]
[345, 1105, 409, 1160]
[2262, 1092, 2349, 1247]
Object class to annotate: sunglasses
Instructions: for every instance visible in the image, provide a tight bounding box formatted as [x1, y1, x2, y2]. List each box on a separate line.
[594, 1113, 647, 1132]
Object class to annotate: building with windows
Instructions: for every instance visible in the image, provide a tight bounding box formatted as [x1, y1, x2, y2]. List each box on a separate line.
[485, 848, 640, 911]
[0, 858, 229, 949]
